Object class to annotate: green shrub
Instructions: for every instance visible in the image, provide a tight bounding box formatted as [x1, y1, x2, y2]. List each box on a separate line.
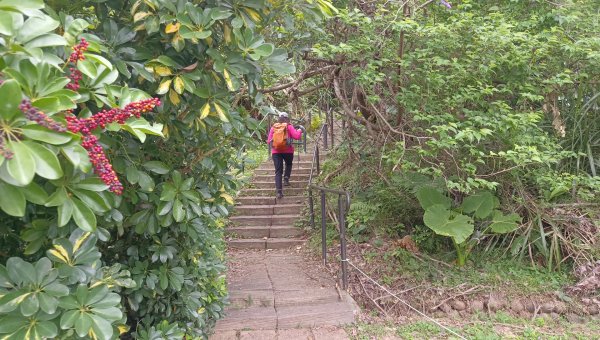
[0, 0, 336, 338]
[415, 187, 521, 266]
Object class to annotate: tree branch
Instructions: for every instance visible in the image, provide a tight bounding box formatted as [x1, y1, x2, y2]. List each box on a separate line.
[260, 65, 336, 93]
[295, 82, 327, 97]
[332, 72, 379, 135]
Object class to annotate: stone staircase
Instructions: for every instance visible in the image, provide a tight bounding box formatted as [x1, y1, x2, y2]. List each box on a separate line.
[211, 249, 358, 339]
[211, 144, 358, 339]
[227, 155, 314, 250]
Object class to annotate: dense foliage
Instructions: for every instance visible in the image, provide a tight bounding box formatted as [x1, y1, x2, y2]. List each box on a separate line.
[294, 0, 599, 267]
[0, 0, 334, 338]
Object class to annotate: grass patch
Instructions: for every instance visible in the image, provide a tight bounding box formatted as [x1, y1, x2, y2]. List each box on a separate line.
[383, 248, 572, 294]
[235, 144, 268, 183]
[348, 314, 600, 340]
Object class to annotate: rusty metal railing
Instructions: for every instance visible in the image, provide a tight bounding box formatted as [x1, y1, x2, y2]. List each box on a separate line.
[307, 112, 351, 290]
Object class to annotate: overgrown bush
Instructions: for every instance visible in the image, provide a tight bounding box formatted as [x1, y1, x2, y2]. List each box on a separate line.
[0, 0, 335, 338]
[308, 0, 600, 269]
[0, 2, 162, 338]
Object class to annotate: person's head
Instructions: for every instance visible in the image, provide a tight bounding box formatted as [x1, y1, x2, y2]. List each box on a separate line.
[278, 111, 290, 123]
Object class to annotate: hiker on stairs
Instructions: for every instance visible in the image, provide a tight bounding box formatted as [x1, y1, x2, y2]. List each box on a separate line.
[267, 112, 303, 199]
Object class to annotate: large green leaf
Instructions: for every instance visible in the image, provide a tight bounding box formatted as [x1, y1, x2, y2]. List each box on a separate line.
[21, 125, 72, 145]
[0, 182, 26, 216]
[64, 18, 90, 42]
[157, 200, 173, 215]
[0, 11, 22, 36]
[45, 187, 68, 207]
[16, 14, 59, 43]
[0, 316, 58, 339]
[0, 79, 22, 121]
[89, 314, 115, 340]
[31, 96, 76, 114]
[78, 59, 98, 79]
[59, 285, 121, 340]
[137, 171, 155, 192]
[72, 178, 109, 192]
[25, 141, 63, 180]
[84, 54, 113, 70]
[143, 161, 170, 174]
[488, 211, 521, 234]
[460, 191, 496, 219]
[249, 43, 274, 60]
[71, 189, 110, 213]
[0, 0, 44, 11]
[172, 199, 184, 222]
[415, 186, 452, 210]
[25, 34, 67, 48]
[22, 182, 48, 205]
[6, 140, 36, 186]
[57, 198, 73, 227]
[6, 257, 36, 285]
[121, 118, 164, 143]
[38, 77, 71, 98]
[61, 144, 91, 172]
[160, 183, 177, 201]
[75, 313, 92, 337]
[423, 204, 474, 244]
[71, 198, 97, 232]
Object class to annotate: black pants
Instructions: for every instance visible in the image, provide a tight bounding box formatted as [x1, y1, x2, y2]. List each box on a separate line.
[273, 153, 293, 192]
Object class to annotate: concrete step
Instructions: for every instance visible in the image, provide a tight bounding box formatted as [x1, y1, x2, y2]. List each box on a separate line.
[227, 289, 274, 310]
[275, 287, 341, 308]
[249, 181, 307, 189]
[235, 196, 305, 205]
[254, 168, 312, 175]
[213, 306, 277, 331]
[239, 188, 305, 197]
[227, 286, 341, 311]
[269, 226, 304, 238]
[228, 238, 305, 249]
[253, 174, 310, 182]
[234, 204, 303, 216]
[230, 214, 299, 227]
[276, 301, 356, 329]
[226, 226, 304, 239]
[226, 226, 270, 238]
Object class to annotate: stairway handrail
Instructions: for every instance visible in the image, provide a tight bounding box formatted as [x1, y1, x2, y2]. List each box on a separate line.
[307, 112, 351, 290]
[308, 123, 328, 185]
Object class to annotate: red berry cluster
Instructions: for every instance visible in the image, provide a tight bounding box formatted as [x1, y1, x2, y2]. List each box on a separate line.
[66, 68, 83, 91]
[81, 134, 123, 194]
[19, 100, 67, 132]
[66, 98, 161, 194]
[0, 133, 14, 160]
[69, 39, 89, 63]
[66, 98, 160, 134]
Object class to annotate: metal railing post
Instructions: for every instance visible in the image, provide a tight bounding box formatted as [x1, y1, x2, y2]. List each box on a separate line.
[320, 190, 327, 265]
[339, 194, 348, 290]
[323, 123, 328, 150]
[303, 130, 307, 153]
[308, 189, 315, 229]
[316, 146, 320, 174]
[330, 111, 335, 149]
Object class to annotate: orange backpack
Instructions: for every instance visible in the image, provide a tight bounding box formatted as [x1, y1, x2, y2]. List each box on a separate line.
[272, 123, 290, 151]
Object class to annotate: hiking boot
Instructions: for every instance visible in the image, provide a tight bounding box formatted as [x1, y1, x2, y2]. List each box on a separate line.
[276, 190, 284, 199]
[283, 177, 290, 186]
